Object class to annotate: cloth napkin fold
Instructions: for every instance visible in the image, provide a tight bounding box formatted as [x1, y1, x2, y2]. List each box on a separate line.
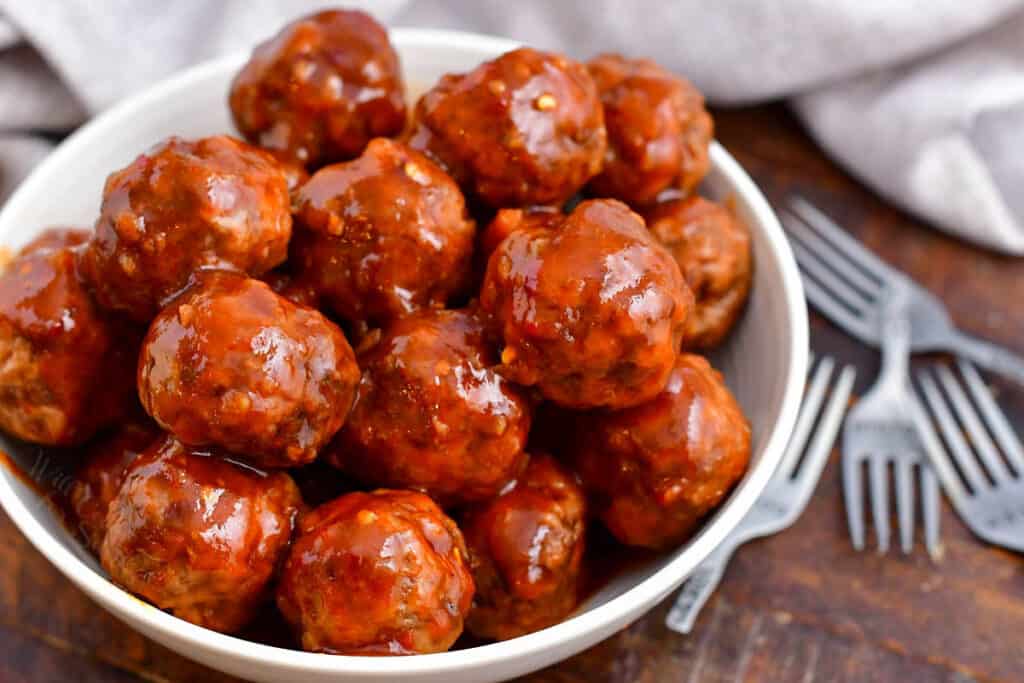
[2, 0, 1024, 254]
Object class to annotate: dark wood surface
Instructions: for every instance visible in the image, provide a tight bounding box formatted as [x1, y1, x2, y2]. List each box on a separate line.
[3, 104, 1024, 683]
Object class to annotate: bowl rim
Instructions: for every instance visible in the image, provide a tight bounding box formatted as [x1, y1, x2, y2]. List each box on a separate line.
[0, 26, 808, 677]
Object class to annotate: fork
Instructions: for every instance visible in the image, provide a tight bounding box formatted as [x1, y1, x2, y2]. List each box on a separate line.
[915, 361, 1024, 552]
[665, 354, 856, 634]
[781, 197, 1024, 387]
[841, 289, 942, 557]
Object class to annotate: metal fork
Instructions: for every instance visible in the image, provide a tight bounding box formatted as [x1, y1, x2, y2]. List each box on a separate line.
[842, 289, 942, 557]
[781, 197, 1024, 387]
[915, 361, 1024, 552]
[665, 354, 856, 634]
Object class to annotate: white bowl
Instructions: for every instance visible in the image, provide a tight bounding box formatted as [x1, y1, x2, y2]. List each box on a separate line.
[0, 28, 807, 683]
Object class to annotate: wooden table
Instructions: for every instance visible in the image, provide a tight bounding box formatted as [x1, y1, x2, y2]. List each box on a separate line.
[3, 104, 1024, 683]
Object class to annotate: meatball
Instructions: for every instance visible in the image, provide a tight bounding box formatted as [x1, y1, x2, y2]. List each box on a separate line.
[0, 235, 139, 445]
[645, 196, 752, 349]
[327, 309, 530, 507]
[229, 9, 406, 168]
[101, 436, 302, 633]
[82, 135, 292, 322]
[462, 454, 586, 641]
[478, 206, 563, 264]
[571, 353, 751, 550]
[480, 199, 692, 409]
[69, 421, 159, 551]
[138, 271, 359, 469]
[276, 489, 474, 654]
[408, 47, 606, 207]
[586, 54, 713, 204]
[290, 138, 476, 326]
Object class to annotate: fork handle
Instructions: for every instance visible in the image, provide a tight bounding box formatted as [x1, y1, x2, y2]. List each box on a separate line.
[664, 542, 735, 634]
[947, 331, 1024, 387]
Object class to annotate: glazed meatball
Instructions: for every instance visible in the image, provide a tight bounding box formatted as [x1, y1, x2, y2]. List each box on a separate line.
[408, 47, 606, 207]
[480, 199, 693, 409]
[229, 9, 406, 168]
[138, 271, 359, 469]
[101, 436, 302, 633]
[645, 196, 752, 349]
[82, 135, 291, 321]
[571, 353, 751, 550]
[277, 489, 474, 654]
[0, 234, 139, 445]
[327, 309, 530, 507]
[462, 454, 586, 641]
[69, 421, 158, 551]
[586, 54, 713, 204]
[290, 138, 476, 326]
[478, 206, 563, 264]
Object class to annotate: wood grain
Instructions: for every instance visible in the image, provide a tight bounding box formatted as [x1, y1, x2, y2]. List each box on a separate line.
[3, 103, 1024, 682]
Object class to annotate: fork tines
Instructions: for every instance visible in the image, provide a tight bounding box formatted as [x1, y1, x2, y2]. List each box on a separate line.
[914, 362, 1024, 552]
[775, 354, 856, 489]
[842, 431, 941, 557]
[919, 365, 1009, 492]
[781, 198, 890, 341]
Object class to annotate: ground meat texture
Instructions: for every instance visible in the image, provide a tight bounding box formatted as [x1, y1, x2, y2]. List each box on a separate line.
[81, 135, 291, 322]
[408, 47, 606, 207]
[326, 309, 530, 507]
[586, 54, 712, 205]
[480, 199, 693, 410]
[276, 489, 474, 655]
[229, 9, 406, 168]
[585, 54, 712, 204]
[478, 206, 564, 265]
[571, 354, 751, 550]
[69, 421, 159, 552]
[138, 271, 359, 469]
[290, 138, 475, 327]
[645, 196, 752, 350]
[100, 436, 302, 633]
[462, 454, 586, 641]
[0, 235, 139, 445]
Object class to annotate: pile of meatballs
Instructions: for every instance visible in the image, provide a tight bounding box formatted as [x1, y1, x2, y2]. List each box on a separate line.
[0, 9, 754, 655]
